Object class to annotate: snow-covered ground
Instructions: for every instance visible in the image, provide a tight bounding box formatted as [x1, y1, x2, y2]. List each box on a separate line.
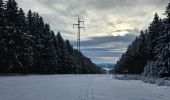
[0, 75, 170, 100]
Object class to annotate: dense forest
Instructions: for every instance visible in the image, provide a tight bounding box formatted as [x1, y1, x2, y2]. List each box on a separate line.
[114, 3, 170, 77]
[0, 0, 102, 74]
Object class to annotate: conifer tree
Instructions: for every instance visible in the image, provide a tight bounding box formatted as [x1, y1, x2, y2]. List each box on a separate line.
[165, 3, 170, 23]
[0, 0, 100, 74]
[0, 0, 8, 73]
[115, 3, 170, 77]
[56, 32, 70, 74]
[4, 0, 20, 73]
[41, 24, 58, 73]
[147, 13, 163, 60]
[66, 40, 75, 73]
[26, 10, 34, 34]
[15, 8, 33, 74]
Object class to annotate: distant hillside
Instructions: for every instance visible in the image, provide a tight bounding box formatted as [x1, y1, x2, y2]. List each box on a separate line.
[96, 63, 115, 70]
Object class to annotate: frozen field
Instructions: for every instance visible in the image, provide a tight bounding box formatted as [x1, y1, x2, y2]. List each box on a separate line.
[0, 75, 170, 100]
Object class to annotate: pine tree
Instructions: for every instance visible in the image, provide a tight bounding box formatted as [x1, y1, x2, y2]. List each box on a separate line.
[41, 24, 58, 73]
[151, 4, 170, 77]
[165, 3, 170, 23]
[115, 3, 170, 77]
[147, 13, 163, 60]
[26, 10, 34, 34]
[152, 32, 170, 77]
[66, 40, 75, 73]
[31, 12, 45, 73]
[0, 0, 8, 73]
[0, 0, 4, 27]
[55, 32, 70, 74]
[15, 8, 33, 74]
[164, 3, 170, 32]
[17, 8, 26, 32]
[0, 0, 100, 74]
[5, 0, 18, 28]
[115, 31, 149, 74]
[4, 0, 20, 73]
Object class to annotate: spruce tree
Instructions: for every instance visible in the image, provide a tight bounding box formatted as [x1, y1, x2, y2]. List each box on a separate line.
[165, 3, 170, 23]
[31, 12, 45, 73]
[152, 4, 170, 77]
[4, 0, 19, 73]
[15, 8, 33, 74]
[41, 24, 58, 73]
[0, 0, 100, 74]
[115, 3, 170, 77]
[56, 32, 70, 74]
[147, 13, 162, 60]
[26, 10, 34, 34]
[5, 0, 18, 27]
[0, 0, 8, 73]
[66, 40, 75, 73]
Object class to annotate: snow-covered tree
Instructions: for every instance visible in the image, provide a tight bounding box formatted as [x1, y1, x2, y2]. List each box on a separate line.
[55, 32, 70, 73]
[147, 13, 163, 60]
[154, 32, 170, 76]
[0, 0, 101, 74]
[0, 0, 8, 73]
[115, 3, 170, 77]
[4, 0, 20, 73]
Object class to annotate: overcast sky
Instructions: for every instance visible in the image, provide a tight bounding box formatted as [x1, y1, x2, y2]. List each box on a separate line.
[16, 0, 169, 64]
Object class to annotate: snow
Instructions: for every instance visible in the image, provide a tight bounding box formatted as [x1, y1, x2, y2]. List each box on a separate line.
[0, 75, 170, 100]
[114, 74, 170, 86]
[142, 77, 170, 86]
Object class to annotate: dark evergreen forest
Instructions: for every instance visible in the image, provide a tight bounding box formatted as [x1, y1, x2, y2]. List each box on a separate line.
[0, 0, 102, 74]
[114, 3, 170, 77]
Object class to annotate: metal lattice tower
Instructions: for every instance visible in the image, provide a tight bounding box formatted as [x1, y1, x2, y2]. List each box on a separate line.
[73, 17, 85, 74]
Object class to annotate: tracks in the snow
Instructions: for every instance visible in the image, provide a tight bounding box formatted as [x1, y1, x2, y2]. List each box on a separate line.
[77, 88, 95, 100]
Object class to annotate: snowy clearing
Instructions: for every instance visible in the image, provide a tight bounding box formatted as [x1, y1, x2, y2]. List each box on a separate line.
[0, 75, 170, 100]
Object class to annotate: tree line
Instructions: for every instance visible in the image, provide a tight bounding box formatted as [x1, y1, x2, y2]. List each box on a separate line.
[0, 0, 102, 74]
[114, 3, 170, 77]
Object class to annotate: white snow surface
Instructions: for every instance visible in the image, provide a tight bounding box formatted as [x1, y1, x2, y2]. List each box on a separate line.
[0, 75, 170, 100]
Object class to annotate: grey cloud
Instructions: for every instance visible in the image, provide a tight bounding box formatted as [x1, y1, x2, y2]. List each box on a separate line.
[16, 0, 170, 63]
[85, 0, 169, 10]
[82, 48, 123, 57]
[71, 33, 137, 47]
[70, 34, 136, 63]
[17, 0, 169, 38]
